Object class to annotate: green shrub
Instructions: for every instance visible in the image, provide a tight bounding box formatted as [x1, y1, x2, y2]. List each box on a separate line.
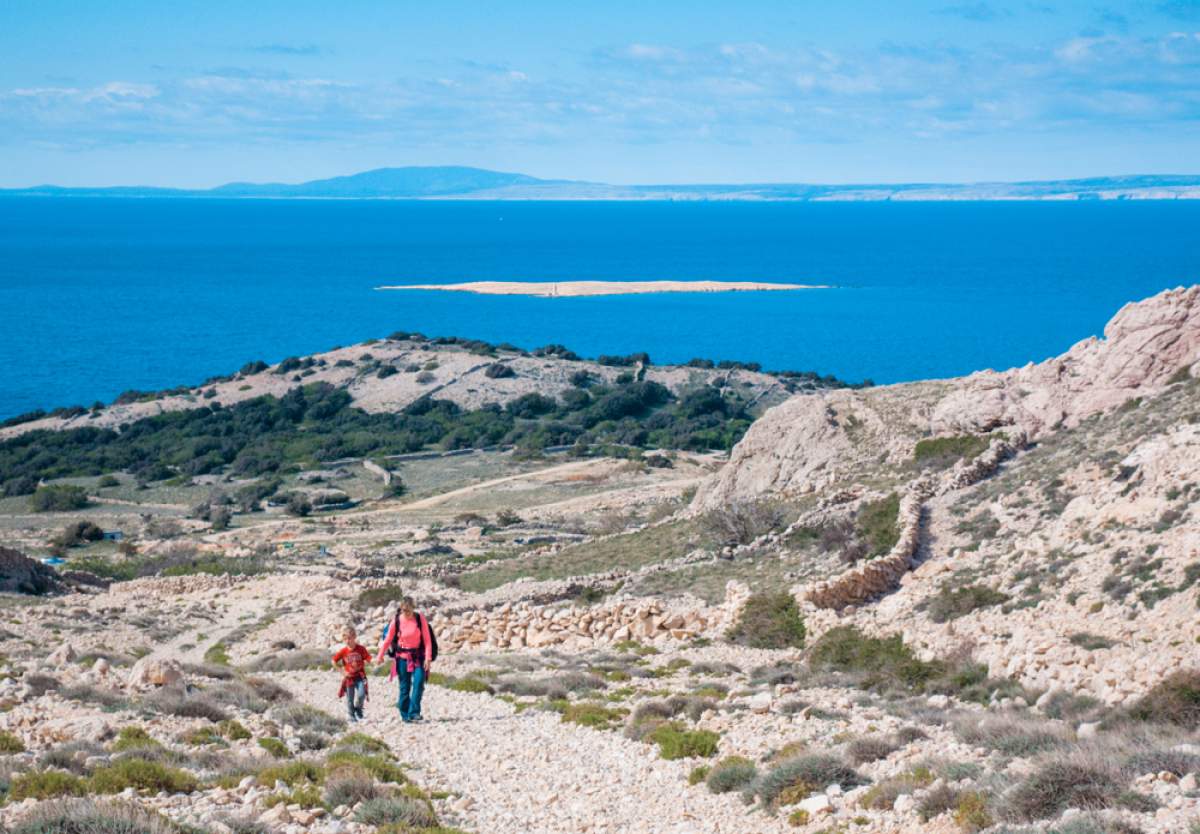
[30, 484, 89, 512]
[749, 754, 866, 809]
[354, 796, 439, 828]
[324, 773, 382, 806]
[9, 799, 182, 834]
[265, 784, 325, 809]
[182, 726, 226, 747]
[925, 584, 1009, 623]
[257, 760, 324, 787]
[111, 726, 160, 752]
[445, 676, 494, 694]
[705, 756, 757, 793]
[858, 767, 932, 810]
[325, 750, 407, 784]
[0, 730, 25, 753]
[954, 790, 993, 832]
[273, 703, 344, 734]
[257, 737, 291, 759]
[1004, 759, 1120, 821]
[219, 719, 252, 741]
[687, 765, 710, 785]
[335, 732, 392, 758]
[9, 769, 87, 800]
[726, 591, 806, 649]
[559, 703, 626, 731]
[89, 758, 198, 794]
[1124, 669, 1200, 728]
[857, 493, 901, 556]
[809, 626, 941, 693]
[846, 735, 899, 764]
[913, 435, 990, 468]
[647, 723, 720, 760]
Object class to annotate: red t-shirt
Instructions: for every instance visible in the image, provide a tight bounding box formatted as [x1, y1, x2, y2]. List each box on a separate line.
[333, 644, 371, 678]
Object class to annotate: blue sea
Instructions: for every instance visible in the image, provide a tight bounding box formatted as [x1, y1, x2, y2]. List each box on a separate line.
[2, 198, 1199, 420]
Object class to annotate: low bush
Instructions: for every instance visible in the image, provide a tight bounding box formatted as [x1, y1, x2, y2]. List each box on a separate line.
[846, 735, 899, 764]
[38, 741, 104, 775]
[255, 650, 329, 673]
[913, 435, 990, 468]
[954, 714, 1069, 757]
[1124, 669, 1200, 729]
[647, 723, 720, 760]
[273, 703, 345, 734]
[925, 584, 1009, 623]
[325, 750, 407, 784]
[749, 754, 867, 809]
[0, 730, 25, 753]
[219, 719, 252, 741]
[144, 689, 229, 723]
[88, 758, 198, 794]
[9, 800, 183, 834]
[558, 702, 626, 731]
[335, 732, 392, 758]
[953, 790, 993, 832]
[354, 796, 439, 828]
[917, 783, 961, 821]
[856, 493, 901, 557]
[726, 592, 806, 650]
[859, 767, 933, 810]
[257, 737, 291, 759]
[257, 760, 324, 788]
[808, 626, 940, 693]
[23, 672, 61, 696]
[324, 773, 383, 806]
[111, 726, 160, 752]
[705, 756, 757, 793]
[9, 769, 87, 800]
[1003, 757, 1120, 821]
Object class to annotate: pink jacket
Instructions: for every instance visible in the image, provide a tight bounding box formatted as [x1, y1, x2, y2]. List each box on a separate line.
[376, 613, 432, 677]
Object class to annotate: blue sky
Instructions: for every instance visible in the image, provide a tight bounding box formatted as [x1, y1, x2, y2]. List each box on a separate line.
[1, 0, 1198, 186]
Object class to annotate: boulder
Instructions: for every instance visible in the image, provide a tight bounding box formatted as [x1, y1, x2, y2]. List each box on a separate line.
[127, 656, 184, 689]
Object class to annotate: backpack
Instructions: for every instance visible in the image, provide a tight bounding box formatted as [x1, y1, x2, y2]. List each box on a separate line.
[387, 611, 439, 664]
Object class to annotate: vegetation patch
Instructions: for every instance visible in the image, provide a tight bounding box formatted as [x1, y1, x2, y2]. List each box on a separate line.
[89, 758, 199, 794]
[1124, 670, 1200, 729]
[646, 722, 720, 760]
[913, 434, 990, 469]
[749, 754, 867, 809]
[704, 756, 758, 794]
[726, 591, 806, 650]
[924, 583, 1009, 623]
[1003, 758, 1120, 821]
[8, 769, 88, 801]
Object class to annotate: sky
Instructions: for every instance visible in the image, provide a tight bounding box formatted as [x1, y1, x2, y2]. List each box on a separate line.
[1, 0, 1198, 187]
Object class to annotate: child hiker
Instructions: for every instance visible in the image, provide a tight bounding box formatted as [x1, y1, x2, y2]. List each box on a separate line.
[376, 597, 433, 723]
[332, 626, 371, 722]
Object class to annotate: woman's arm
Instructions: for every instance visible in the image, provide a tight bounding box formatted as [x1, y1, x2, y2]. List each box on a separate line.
[420, 615, 433, 667]
[375, 621, 393, 664]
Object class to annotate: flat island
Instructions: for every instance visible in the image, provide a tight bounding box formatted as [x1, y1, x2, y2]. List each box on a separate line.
[376, 280, 827, 297]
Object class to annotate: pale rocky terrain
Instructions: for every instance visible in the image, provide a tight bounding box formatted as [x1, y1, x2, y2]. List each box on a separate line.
[1, 287, 1199, 834]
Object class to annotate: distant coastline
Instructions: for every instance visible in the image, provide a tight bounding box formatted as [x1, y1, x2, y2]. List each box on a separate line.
[375, 280, 828, 297]
[4, 166, 1200, 201]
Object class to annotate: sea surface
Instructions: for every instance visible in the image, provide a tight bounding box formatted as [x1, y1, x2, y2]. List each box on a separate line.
[2, 198, 1199, 420]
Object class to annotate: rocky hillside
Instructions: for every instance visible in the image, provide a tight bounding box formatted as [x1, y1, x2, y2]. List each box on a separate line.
[0, 288, 1197, 834]
[0, 336, 819, 442]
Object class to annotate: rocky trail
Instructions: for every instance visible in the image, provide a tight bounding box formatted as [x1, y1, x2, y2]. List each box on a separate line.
[281, 671, 796, 834]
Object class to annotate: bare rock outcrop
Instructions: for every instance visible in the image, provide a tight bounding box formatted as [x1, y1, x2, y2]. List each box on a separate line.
[0, 547, 63, 595]
[696, 286, 1200, 508]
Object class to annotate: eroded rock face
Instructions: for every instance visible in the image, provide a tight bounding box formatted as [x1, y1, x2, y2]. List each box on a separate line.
[0, 547, 63, 595]
[931, 284, 1200, 436]
[695, 286, 1200, 508]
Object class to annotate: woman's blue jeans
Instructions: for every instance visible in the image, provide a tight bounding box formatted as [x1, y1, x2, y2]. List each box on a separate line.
[397, 664, 426, 720]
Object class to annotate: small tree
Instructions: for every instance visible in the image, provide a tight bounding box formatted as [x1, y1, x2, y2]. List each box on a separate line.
[701, 500, 786, 547]
[30, 485, 89, 513]
[285, 493, 312, 517]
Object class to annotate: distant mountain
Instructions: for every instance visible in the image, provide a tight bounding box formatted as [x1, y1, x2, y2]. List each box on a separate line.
[4, 166, 1200, 201]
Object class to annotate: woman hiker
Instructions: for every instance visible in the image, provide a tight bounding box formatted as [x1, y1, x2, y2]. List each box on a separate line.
[376, 597, 433, 723]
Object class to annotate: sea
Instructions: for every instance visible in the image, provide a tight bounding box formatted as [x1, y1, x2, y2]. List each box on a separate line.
[2, 197, 1199, 420]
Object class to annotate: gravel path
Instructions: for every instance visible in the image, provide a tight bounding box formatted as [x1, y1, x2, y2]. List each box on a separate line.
[280, 671, 791, 834]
